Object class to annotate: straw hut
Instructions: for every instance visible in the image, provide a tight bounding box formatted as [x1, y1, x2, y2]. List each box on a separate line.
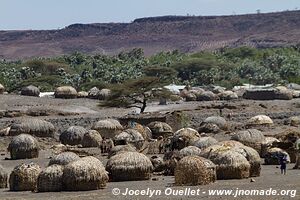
[48, 152, 80, 166]
[231, 129, 265, 152]
[264, 147, 290, 165]
[81, 130, 103, 148]
[204, 116, 228, 130]
[92, 119, 123, 139]
[201, 157, 217, 183]
[197, 91, 218, 101]
[171, 128, 200, 150]
[218, 140, 245, 148]
[8, 134, 39, 160]
[0, 165, 8, 188]
[185, 92, 197, 101]
[59, 126, 87, 146]
[231, 146, 261, 177]
[150, 155, 166, 172]
[88, 87, 100, 99]
[98, 89, 111, 100]
[132, 122, 152, 140]
[247, 115, 273, 127]
[9, 163, 41, 191]
[175, 156, 214, 186]
[54, 86, 77, 99]
[147, 121, 173, 139]
[9, 118, 55, 137]
[77, 91, 88, 98]
[198, 122, 221, 134]
[62, 156, 109, 191]
[21, 85, 40, 97]
[219, 91, 238, 100]
[37, 164, 64, 192]
[261, 137, 280, 157]
[285, 116, 300, 126]
[0, 83, 5, 94]
[106, 152, 153, 181]
[193, 137, 218, 150]
[108, 144, 137, 159]
[178, 146, 202, 157]
[113, 129, 144, 150]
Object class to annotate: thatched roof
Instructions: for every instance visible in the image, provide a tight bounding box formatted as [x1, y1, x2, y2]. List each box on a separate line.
[0, 164, 8, 188]
[193, 137, 218, 150]
[198, 122, 220, 134]
[172, 128, 200, 150]
[264, 147, 291, 165]
[231, 129, 265, 144]
[133, 123, 152, 140]
[262, 137, 280, 145]
[175, 156, 214, 186]
[9, 118, 55, 137]
[204, 116, 227, 130]
[48, 152, 80, 166]
[77, 91, 88, 98]
[8, 134, 40, 160]
[247, 115, 273, 126]
[92, 119, 123, 139]
[21, 85, 40, 97]
[219, 91, 238, 100]
[185, 92, 197, 101]
[54, 86, 77, 99]
[81, 130, 103, 148]
[113, 129, 144, 150]
[218, 140, 245, 148]
[147, 121, 173, 139]
[150, 155, 166, 172]
[106, 151, 153, 181]
[88, 87, 100, 99]
[37, 164, 64, 192]
[197, 91, 218, 101]
[0, 83, 5, 94]
[59, 126, 87, 146]
[108, 144, 137, 159]
[9, 162, 41, 191]
[62, 156, 109, 191]
[276, 129, 300, 143]
[98, 89, 111, 100]
[178, 146, 202, 157]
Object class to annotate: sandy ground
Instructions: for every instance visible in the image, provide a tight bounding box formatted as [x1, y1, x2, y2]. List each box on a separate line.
[0, 94, 300, 199]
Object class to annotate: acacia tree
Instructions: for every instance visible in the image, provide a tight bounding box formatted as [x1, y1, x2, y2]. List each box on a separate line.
[105, 76, 171, 113]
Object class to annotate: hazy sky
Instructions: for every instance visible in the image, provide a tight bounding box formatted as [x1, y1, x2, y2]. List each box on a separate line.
[1, 0, 300, 30]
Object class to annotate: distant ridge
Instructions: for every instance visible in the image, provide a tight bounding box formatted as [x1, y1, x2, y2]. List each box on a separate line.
[1, 10, 300, 59]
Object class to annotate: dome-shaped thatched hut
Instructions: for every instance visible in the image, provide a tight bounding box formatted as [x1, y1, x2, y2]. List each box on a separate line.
[9, 118, 55, 137]
[0, 165, 8, 188]
[37, 164, 64, 192]
[178, 146, 202, 157]
[197, 91, 218, 101]
[150, 155, 166, 172]
[81, 130, 103, 148]
[98, 89, 111, 100]
[0, 83, 5, 94]
[264, 148, 290, 165]
[113, 129, 144, 150]
[201, 157, 217, 183]
[8, 134, 40, 160]
[219, 91, 238, 100]
[231, 129, 265, 152]
[9, 163, 41, 191]
[247, 115, 273, 127]
[204, 116, 228, 130]
[88, 87, 100, 99]
[218, 140, 245, 148]
[171, 128, 200, 150]
[193, 137, 218, 150]
[92, 119, 123, 139]
[108, 144, 137, 159]
[175, 156, 214, 186]
[54, 86, 77, 99]
[198, 122, 221, 134]
[62, 156, 109, 191]
[147, 121, 173, 139]
[21, 85, 40, 97]
[59, 126, 87, 146]
[77, 91, 88, 98]
[106, 151, 153, 181]
[48, 152, 80, 166]
[261, 137, 280, 157]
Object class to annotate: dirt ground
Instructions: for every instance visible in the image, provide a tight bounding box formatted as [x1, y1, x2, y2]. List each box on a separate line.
[0, 94, 299, 200]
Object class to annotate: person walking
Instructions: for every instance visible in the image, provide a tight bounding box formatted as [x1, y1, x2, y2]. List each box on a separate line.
[279, 154, 287, 175]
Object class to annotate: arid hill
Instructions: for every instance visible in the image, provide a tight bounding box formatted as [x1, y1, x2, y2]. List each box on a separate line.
[1, 10, 300, 59]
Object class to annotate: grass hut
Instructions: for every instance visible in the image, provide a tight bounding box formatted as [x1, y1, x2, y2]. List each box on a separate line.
[133, 123, 152, 140]
[0, 83, 4, 94]
[21, 85, 40, 97]
[171, 128, 200, 150]
[48, 152, 80, 166]
[59, 126, 87, 146]
[113, 129, 144, 150]
[81, 130, 103, 148]
[92, 119, 123, 139]
[0, 164, 8, 188]
[9, 163, 41, 191]
[37, 164, 63, 192]
[108, 144, 137, 158]
[9, 118, 55, 137]
[204, 116, 228, 130]
[197, 91, 218, 101]
[150, 155, 166, 172]
[178, 146, 202, 157]
[77, 91, 88, 98]
[198, 122, 221, 134]
[54, 86, 77, 99]
[231, 146, 261, 177]
[147, 121, 173, 139]
[8, 134, 39, 160]
[218, 140, 245, 148]
[231, 129, 265, 153]
[98, 89, 111, 100]
[264, 147, 290, 165]
[62, 156, 109, 191]
[88, 87, 100, 99]
[201, 157, 217, 183]
[175, 156, 213, 186]
[219, 91, 238, 100]
[261, 137, 280, 157]
[106, 151, 153, 181]
[247, 115, 273, 127]
[193, 137, 218, 150]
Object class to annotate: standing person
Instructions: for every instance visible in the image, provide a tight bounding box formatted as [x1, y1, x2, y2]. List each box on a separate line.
[279, 155, 287, 175]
